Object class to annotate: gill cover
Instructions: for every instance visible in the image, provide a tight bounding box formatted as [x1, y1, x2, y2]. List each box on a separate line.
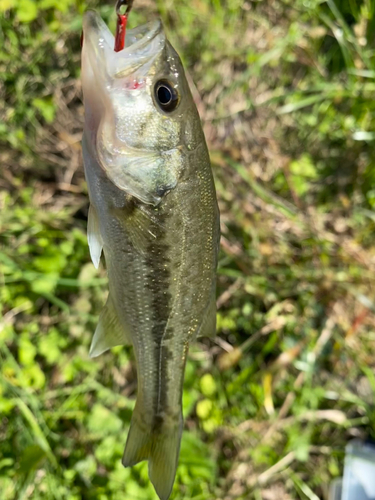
[81, 11, 181, 205]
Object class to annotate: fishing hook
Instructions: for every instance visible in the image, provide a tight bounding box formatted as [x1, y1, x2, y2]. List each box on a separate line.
[115, 0, 133, 17]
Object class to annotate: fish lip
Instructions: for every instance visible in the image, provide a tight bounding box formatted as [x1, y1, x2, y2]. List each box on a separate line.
[83, 10, 163, 58]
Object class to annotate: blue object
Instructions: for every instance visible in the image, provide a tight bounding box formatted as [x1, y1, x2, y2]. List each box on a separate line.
[330, 440, 375, 500]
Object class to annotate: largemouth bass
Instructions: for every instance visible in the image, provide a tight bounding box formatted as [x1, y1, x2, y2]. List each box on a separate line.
[81, 10, 220, 500]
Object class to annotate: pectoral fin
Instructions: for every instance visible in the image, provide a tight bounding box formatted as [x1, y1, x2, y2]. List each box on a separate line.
[196, 291, 217, 339]
[87, 204, 103, 269]
[90, 294, 132, 357]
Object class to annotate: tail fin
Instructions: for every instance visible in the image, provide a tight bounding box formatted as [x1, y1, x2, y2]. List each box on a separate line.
[122, 403, 182, 500]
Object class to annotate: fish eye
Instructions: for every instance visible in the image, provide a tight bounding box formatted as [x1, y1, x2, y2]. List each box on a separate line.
[154, 80, 179, 112]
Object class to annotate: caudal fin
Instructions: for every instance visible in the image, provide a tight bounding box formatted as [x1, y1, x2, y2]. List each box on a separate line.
[122, 404, 182, 500]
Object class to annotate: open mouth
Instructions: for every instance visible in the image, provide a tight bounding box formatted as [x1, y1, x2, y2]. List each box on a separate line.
[82, 11, 164, 71]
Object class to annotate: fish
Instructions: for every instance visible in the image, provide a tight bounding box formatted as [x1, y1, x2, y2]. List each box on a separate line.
[81, 10, 220, 500]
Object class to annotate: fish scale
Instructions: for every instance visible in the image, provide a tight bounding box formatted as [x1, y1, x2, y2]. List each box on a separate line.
[81, 9, 219, 500]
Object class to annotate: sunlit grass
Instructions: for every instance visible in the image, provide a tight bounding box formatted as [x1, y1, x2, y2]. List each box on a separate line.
[1, 0, 375, 498]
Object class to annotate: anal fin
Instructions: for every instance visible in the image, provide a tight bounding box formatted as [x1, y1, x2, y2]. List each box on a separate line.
[88, 204, 103, 269]
[89, 294, 132, 358]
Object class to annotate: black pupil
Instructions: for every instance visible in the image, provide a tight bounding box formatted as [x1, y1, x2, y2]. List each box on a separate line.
[157, 85, 172, 105]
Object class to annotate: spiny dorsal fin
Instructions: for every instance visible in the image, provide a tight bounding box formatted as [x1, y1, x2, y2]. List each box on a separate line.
[88, 204, 103, 269]
[89, 294, 132, 357]
[196, 289, 217, 339]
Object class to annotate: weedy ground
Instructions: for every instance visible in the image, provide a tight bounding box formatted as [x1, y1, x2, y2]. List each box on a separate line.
[1, 0, 375, 498]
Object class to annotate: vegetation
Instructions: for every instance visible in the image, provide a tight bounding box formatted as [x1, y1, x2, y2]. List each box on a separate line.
[1, 0, 375, 498]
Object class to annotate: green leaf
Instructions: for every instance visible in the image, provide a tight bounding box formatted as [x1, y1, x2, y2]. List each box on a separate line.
[18, 335, 37, 366]
[200, 374, 217, 397]
[32, 97, 56, 124]
[31, 274, 59, 295]
[0, 0, 16, 11]
[87, 404, 123, 436]
[16, 0, 38, 22]
[196, 399, 213, 420]
[19, 445, 46, 475]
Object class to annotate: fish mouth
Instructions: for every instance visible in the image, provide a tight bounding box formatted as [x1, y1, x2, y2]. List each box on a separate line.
[82, 10, 165, 77]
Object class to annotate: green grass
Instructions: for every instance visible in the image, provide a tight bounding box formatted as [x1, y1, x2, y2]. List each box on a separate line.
[1, 0, 375, 498]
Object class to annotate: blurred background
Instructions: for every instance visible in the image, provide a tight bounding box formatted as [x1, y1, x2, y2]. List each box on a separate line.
[1, 0, 375, 498]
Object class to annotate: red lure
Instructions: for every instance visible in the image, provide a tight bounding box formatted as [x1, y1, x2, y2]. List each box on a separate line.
[81, 0, 133, 51]
[114, 0, 133, 52]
